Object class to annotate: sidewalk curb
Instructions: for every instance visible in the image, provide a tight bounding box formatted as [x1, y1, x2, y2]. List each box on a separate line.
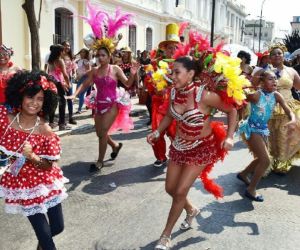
[56, 124, 95, 137]
[55, 102, 148, 138]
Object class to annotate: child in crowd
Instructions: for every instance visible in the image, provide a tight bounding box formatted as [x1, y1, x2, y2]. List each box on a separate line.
[238, 70, 296, 202]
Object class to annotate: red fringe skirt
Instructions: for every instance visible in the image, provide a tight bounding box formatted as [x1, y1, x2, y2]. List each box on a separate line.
[169, 121, 227, 199]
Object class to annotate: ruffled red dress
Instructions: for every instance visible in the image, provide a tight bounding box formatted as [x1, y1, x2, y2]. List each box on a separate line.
[0, 106, 68, 216]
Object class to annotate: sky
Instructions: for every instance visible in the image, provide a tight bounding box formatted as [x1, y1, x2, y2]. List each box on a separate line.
[240, 0, 300, 38]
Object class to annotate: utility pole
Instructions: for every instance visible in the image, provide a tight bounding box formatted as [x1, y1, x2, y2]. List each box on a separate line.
[258, 0, 266, 52]
[210, 0, 216, 47]
[241, 20, 244, 42]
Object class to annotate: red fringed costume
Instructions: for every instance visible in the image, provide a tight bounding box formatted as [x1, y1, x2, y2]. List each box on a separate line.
[144, 59, 176, 161]
[168, 83, 227, 199]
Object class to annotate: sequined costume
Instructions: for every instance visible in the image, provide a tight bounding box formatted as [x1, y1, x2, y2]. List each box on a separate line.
[268, 67, 300, 173]
[89, 65, 134, 133]
[168, 83, 227, 198]
[239, 90, 276, 140]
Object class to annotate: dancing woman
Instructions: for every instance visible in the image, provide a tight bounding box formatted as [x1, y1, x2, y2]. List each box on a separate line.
[68, 1, 138, 171]
[69, 46, 138, 171]
[147, 56, 237, 249]
[0, 70, 68, 250]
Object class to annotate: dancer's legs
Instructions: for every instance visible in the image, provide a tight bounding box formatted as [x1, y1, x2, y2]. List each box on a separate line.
[246, 133, 270, 196]
[161, 162, 205, 237]
[94, 105, 118, 163]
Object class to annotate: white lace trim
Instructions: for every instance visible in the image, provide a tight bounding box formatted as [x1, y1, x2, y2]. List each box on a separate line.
[4, 192, 68, 217]
[0, 145, 60, 160]
[0, 177, 69, 200]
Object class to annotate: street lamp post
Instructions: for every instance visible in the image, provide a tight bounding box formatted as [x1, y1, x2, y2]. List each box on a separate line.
[258, 0, 266, 52]
[241, 14, 250, 43]
[253, 19, 259, 51]
[210, 0, 216, 47]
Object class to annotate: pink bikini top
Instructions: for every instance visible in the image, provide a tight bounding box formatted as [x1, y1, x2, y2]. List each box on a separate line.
[94, 65, 118, 101]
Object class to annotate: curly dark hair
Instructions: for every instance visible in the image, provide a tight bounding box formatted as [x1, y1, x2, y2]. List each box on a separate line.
[237, 50, 251, 65]
[5, 70, 59, 117]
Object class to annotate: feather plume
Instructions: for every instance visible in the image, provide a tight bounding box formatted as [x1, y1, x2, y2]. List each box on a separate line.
[213, 42, 224, 54]
[106, 6, 135, 38]
[189, 30, 210, 51]
[79, 0, 106, 38]
[178, 22, 189, 36]
[173, 43, 191, 59]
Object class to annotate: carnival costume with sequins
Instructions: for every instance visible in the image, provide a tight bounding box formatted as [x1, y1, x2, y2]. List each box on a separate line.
[86, 65, 133, 133]
[268, 67, 300, 173]
[239, 90, 276, 140]
[0, 106, 68, 216]
[169, 84, 227, 198]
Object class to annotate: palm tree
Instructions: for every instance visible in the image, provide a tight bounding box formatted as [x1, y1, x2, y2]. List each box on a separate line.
[283, 30, 300, 53]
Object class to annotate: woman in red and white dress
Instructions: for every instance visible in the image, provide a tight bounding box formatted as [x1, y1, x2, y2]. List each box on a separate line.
[0, 70, 68, 250]
[0, 45, 20, 104]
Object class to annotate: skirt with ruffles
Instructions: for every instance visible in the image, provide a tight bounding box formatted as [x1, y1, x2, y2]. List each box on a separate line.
[85, 87, 134, 133]
[169, 121, 227, 199]
[268, 99, 300, 173]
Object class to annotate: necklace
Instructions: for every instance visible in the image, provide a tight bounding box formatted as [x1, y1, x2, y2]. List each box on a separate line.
[173, 82, 195, 104]
[16, 113, 40, 131]
[0, 114, 38, 164]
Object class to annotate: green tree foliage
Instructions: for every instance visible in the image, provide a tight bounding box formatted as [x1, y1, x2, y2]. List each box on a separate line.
[283, 30, 300, 53]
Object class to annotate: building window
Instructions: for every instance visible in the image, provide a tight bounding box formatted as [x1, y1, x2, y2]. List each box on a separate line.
[146, 27, 153, 51]
[264, 32, 268, 37]
[128, 25, 136, 54]
[54, 8, 73, 48]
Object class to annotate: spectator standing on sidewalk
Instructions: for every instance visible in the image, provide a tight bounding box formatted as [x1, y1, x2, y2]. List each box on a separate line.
[61, 41, 77, 125]
[0, 45, 20, 105]
[75, 48, 91, 114]
[138, 50, 151, 122]
[119, 46, 139, 97]
[47, 44, 72, 131]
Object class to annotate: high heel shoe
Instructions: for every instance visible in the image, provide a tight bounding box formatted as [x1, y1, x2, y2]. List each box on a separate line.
[154, 235, 171, 250]
[180, 207, 200, 230]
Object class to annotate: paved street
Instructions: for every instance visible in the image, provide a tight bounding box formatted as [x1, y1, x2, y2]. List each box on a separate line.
[1, 100, 300, 250]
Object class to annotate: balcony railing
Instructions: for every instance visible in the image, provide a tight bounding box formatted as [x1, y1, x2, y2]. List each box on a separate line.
[53, 34, 73, 48]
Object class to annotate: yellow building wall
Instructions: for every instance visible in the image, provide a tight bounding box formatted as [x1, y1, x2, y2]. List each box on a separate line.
[2, 0, 29, 69]
[1, 0, 168, 69]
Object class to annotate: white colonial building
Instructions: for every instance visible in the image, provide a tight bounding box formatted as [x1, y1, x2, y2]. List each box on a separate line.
[243, 19, 275, 52]
[0, 0, 248, 69]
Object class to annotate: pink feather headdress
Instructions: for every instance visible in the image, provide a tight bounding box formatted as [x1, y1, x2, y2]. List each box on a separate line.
[80, 0, 135, 54]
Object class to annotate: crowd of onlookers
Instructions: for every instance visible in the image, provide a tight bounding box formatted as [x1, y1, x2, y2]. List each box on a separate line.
[42, 41, 153, 131]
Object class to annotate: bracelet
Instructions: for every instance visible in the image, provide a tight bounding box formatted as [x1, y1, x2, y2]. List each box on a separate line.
[153, 130, 160, 139]
[35, 157, 43, 167]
